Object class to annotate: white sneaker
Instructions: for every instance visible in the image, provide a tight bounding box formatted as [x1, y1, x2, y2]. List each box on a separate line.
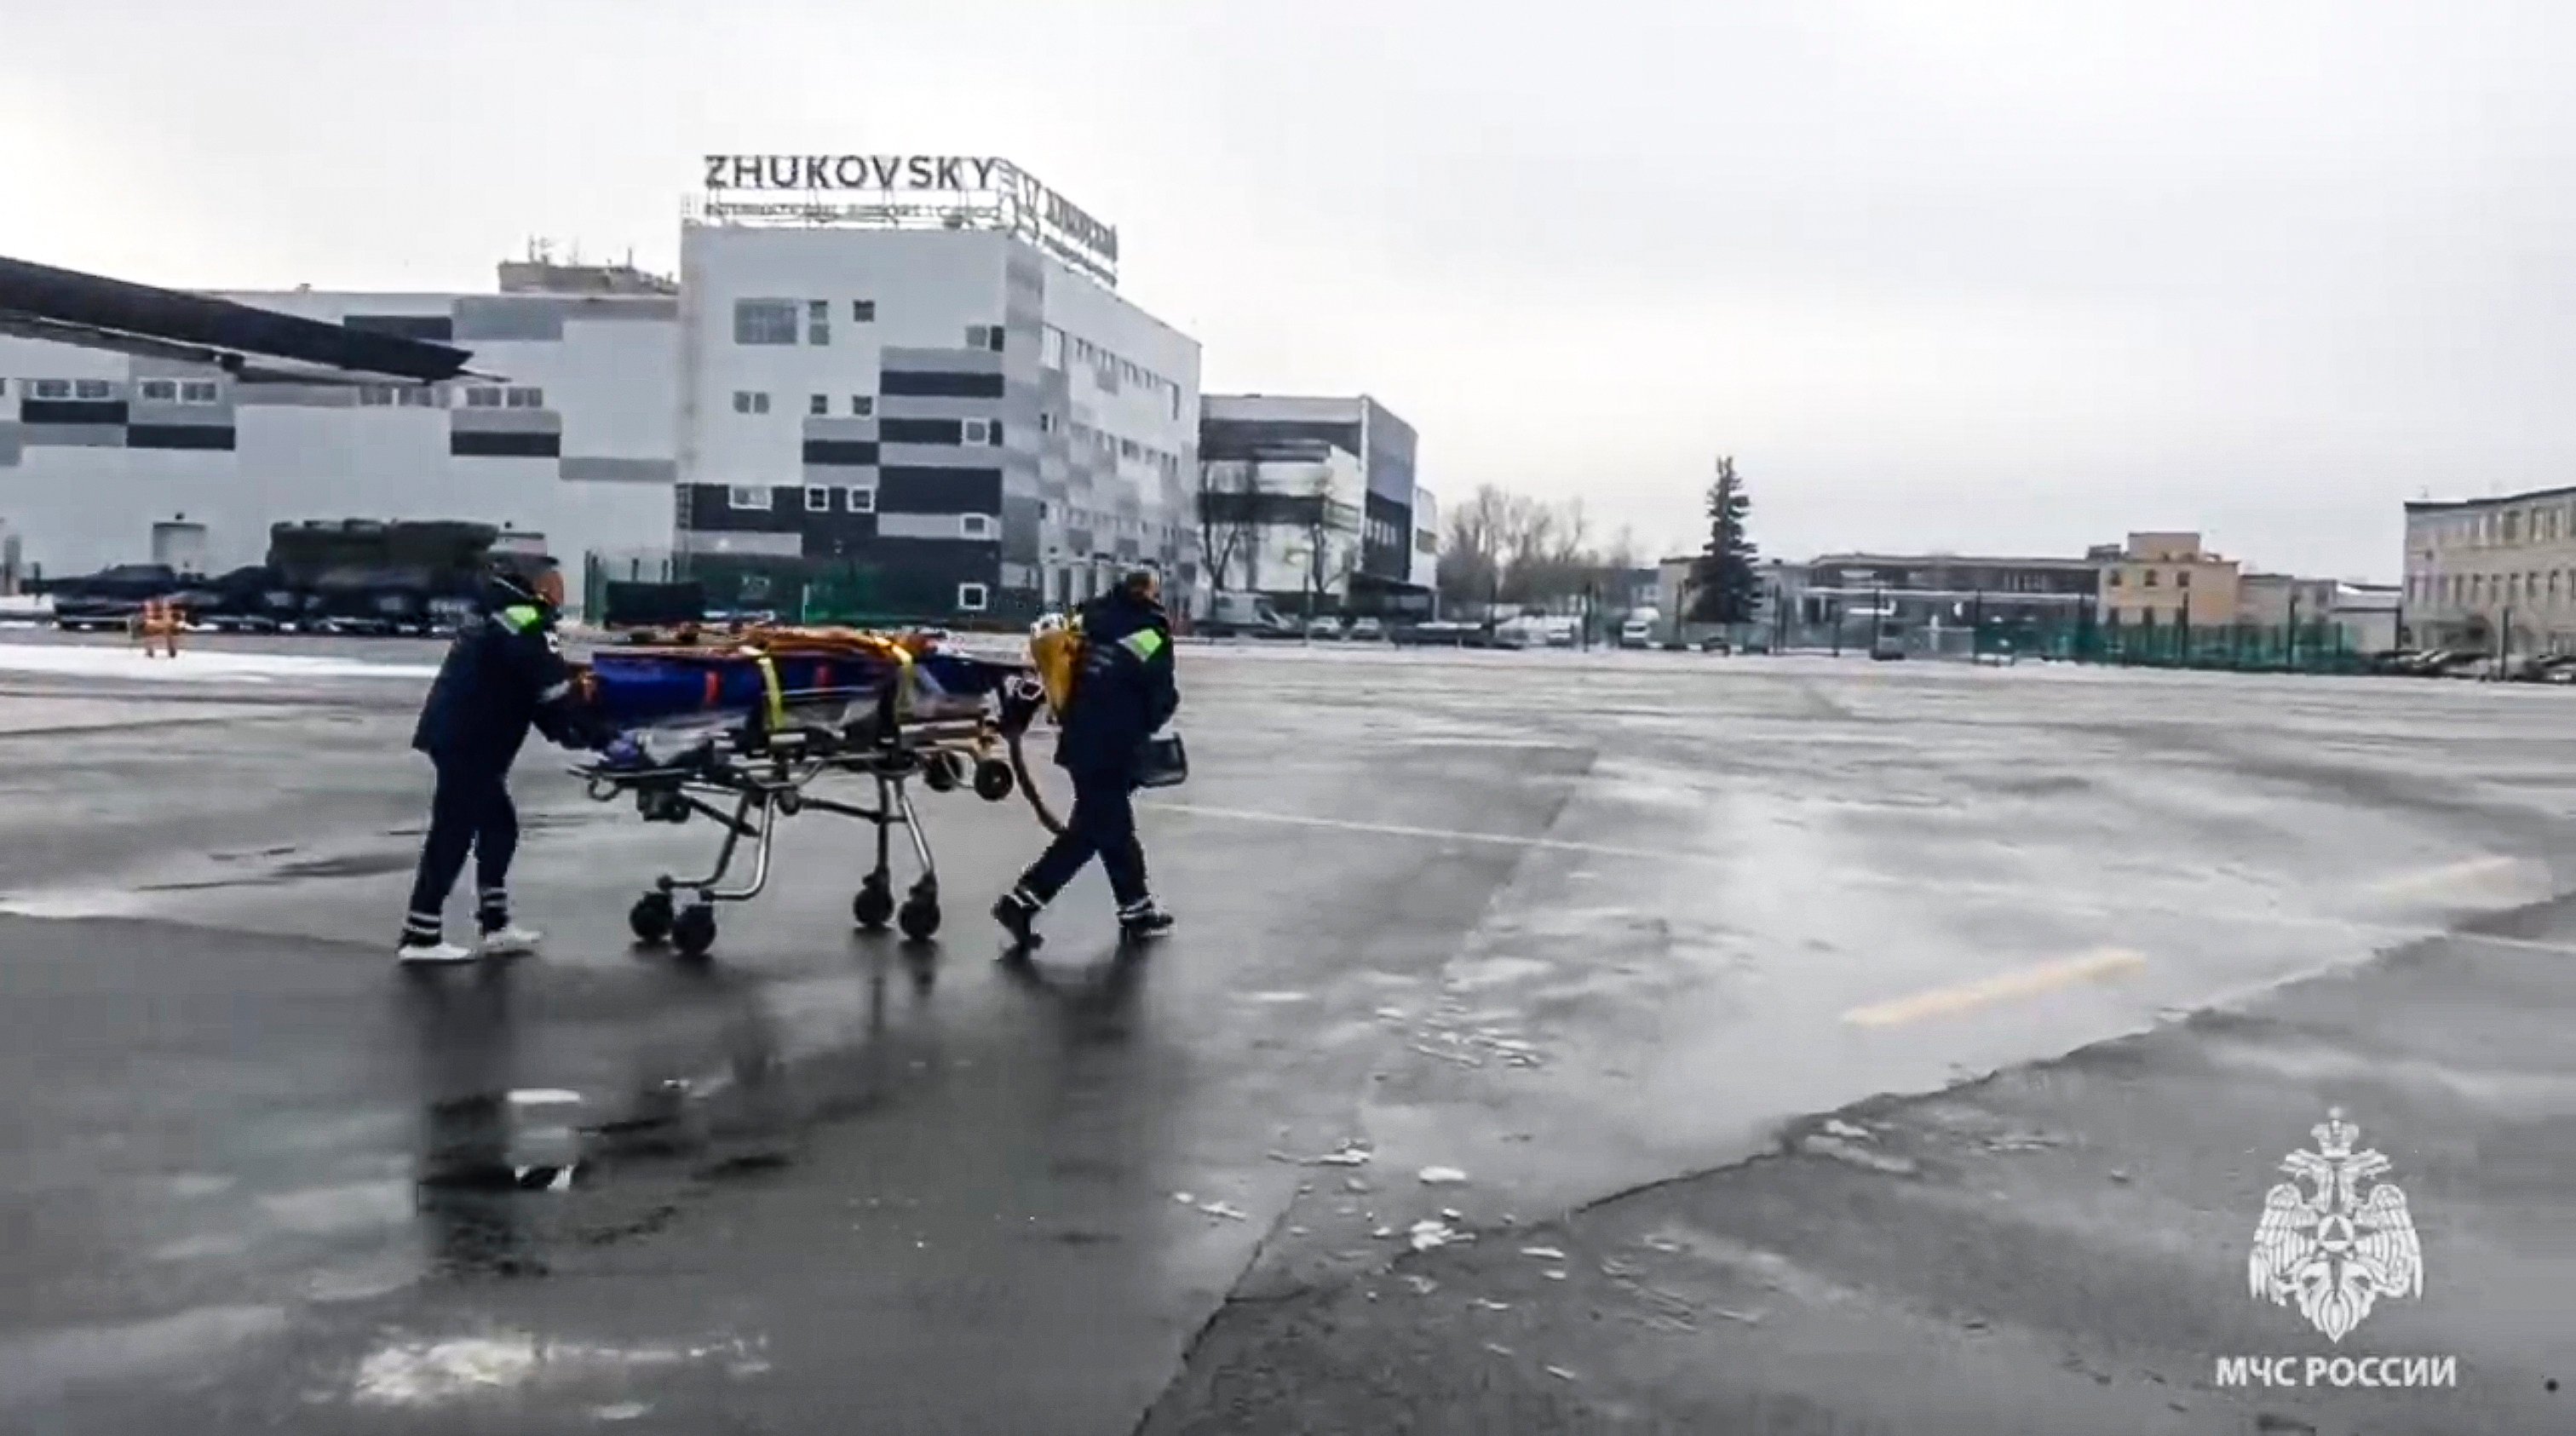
[397, 939, 478, 965]
[478, 925, 543, 957]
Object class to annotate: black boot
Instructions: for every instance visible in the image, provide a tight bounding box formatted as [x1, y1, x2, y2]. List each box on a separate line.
[1117, 899, 1176, 943]
[992, 888, 1043, 951]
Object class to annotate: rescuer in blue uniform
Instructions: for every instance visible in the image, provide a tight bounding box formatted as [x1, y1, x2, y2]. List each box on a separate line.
[994, 566, 1179, 948]
[396, 556, 603, 963]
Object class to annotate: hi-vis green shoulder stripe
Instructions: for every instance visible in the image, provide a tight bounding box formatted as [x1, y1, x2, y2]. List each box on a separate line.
[501, 605, 542, 633]
[1120, 629, 1166, 661]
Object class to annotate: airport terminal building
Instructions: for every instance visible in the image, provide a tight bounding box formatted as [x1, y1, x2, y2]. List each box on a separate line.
[0, 155, 1202, 619]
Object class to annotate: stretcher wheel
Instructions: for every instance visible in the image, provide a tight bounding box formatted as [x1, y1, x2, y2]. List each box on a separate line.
[672, 905, 717, 959]
[854, 879, 895, 931]
[630, 892, 676, 945]
[972, 758, 1015, 801]
[898, 899, 941, 942]
[923, 752, 963, 793]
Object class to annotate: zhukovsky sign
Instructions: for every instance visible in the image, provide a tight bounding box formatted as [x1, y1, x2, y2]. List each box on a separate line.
[699, 153, 1119, 280]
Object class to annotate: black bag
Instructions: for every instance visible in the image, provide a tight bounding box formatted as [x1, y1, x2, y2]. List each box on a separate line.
[1134, 729, 1189, 789]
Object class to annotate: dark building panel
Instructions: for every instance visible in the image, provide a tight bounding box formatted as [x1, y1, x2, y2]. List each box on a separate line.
[682, 482, 803, 533]
[1199, 417, 1360, 462]
[881, 370, 1005, 399]
[127, 424, 235, 451]
[877, 467, 1003, 514]
[21, 399, 127, 426]
[801, 516, 883, 558]
[344, 313, 457, 343]
[451, 429, 561, 458]
[1364, 491, 1413, 580]
[878, 417, 963, 445]
[801, 439, 881, 466]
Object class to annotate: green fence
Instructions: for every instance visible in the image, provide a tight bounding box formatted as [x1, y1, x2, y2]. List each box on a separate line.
[1774, 612, 2372, 674]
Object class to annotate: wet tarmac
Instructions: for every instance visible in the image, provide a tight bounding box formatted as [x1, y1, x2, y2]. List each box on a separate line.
[0, 639, 2569, 1432]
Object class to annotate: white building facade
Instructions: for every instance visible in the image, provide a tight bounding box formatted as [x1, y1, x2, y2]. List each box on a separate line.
[0, 155, 1199, 621]
[0, 277, 680, 602]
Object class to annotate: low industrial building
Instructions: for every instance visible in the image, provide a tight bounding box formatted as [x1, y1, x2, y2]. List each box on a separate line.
[2096, 531, 2240, 630]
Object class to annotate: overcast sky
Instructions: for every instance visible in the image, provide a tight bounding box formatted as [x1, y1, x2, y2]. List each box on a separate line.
[5, 0, 2569, 578]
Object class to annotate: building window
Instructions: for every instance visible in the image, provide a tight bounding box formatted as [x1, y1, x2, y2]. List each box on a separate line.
[805, 486, 832, 512]
[73, 379, 113, 399]
[465, 386, 504, 408]
[727, 485, 773, 510]
[2107, 571, 2123, 588]
[732, 390, 770, 416]
[2142, 569, 2159, 587]
[30, 380, 68, 399]
[957, 583, 991, 612]
[844, 486, 876, 514]
[1041, 327, 1065, 369]
[504, 387, 544, 409]
[963, 419, 988, 445]
[2176, 570, 2191, 589]
[400, 386, 442, 408]
[986, 326, 1006, 353]
[986, 420, 1003, 446]
[965, 325, 990, 349]
[960, 514, 994, 539]
[181, 380, 221, 404]
[137, 379, 179, 403]
[809, 393, 831, 416]
[359, 385, 397, 406]
[807, 299, 831, 346]
[733, 298, 800, 345]
[850, 395, 874, 417]
[852, 299, 876, 323]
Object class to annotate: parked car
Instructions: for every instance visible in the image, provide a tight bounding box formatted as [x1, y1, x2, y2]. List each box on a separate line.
[1347, 617, 1386, 641]
[1306, 616, 1345, 640]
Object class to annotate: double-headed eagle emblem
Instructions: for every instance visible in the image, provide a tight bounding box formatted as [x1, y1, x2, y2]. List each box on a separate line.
[2248, 1108, 2423, 1341]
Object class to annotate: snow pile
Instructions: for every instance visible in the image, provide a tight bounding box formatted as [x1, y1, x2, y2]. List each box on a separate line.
[0, 643, 437, 684]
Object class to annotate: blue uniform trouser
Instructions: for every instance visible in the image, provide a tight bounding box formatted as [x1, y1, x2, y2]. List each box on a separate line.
[1019, 768, 1149, 910]
[403, 752, 520, 942]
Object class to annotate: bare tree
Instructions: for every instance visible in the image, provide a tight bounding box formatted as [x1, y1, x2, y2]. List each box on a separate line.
[1196, 461, 1260, 594]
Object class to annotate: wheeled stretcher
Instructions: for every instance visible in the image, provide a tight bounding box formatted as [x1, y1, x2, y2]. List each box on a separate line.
[566, 629, 1055, 958]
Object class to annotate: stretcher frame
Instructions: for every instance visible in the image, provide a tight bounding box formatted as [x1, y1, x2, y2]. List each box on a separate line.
[572, 670, 1053, 959]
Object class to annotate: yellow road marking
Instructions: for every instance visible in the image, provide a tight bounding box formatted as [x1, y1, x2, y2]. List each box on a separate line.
[1842, 948, 2148, 1028]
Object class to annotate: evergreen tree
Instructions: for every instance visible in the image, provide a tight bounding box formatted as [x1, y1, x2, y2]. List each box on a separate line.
[1688, 456, 1760, 624]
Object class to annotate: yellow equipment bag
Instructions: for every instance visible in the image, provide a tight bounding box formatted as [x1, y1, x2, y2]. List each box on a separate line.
[1029, 614, 1083, 719]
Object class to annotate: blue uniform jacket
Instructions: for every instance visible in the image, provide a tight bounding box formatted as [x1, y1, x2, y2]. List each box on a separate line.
[411, 600, 589, 770]
[1055, 592, 1178, 778]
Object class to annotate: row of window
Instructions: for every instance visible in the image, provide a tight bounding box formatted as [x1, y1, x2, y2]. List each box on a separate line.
[2418, 570, 2576, 606]
[351, 384, 544, 410]
[722, 484, 997, 540]
[2422, 503, 2576, 552]
[1040, 325, 1182, 418]
[732, 298, 1013, 358]
[5, 377, 221, 404]
[1064, 419, 1183, 478]
[728, 485, 876, 515]
[734, 299, 867, 347]
[2107, 567, 2194, 589]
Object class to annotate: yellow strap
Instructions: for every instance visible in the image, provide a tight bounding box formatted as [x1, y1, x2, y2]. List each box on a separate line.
[753, 652, 785, 731]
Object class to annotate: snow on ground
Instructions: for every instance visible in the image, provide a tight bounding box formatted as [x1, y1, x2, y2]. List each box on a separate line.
[0, 643, 436, 684]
